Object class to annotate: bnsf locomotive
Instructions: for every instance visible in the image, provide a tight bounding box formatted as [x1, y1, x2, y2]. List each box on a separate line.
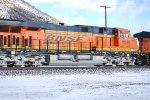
[0, 19, 139, 67]
[0, 19, 138, 52]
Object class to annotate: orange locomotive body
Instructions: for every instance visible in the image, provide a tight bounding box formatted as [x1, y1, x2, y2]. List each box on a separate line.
[0, 20, 138, 53]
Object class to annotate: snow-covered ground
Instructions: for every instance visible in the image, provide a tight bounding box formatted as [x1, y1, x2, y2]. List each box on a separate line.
[0, 68, 150, 100]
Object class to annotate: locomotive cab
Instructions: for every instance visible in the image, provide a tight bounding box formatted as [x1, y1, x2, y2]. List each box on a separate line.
[113, 28, 138, 52]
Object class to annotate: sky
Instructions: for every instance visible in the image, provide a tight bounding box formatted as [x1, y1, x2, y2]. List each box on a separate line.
[25, 0, 150, 35]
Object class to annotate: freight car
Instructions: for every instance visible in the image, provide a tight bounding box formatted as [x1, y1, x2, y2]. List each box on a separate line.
[134, 31, 150, 66]
[0, 19, 138, 67]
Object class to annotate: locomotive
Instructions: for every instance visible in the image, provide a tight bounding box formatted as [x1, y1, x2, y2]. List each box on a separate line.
[0, 19, 139, 67]
[134, 31, 150, 66]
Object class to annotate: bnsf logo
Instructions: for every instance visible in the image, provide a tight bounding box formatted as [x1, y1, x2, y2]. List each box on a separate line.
[46, 34, 83, 42]
[122, 40, 130, 44]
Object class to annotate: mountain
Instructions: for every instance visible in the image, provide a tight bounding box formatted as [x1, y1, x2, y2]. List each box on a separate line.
[0, 0, 62, 24]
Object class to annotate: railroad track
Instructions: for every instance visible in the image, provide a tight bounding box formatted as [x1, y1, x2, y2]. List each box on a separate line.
[0, 65, 148, 70]
[0, 66, 149, 76]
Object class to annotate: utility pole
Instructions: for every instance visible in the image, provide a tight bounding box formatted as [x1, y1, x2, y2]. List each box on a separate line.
[100, 5, 111, 51]
[100, 5, 111, 30]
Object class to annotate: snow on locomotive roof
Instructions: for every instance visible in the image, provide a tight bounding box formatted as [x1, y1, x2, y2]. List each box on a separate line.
[0, 19, 47, 28]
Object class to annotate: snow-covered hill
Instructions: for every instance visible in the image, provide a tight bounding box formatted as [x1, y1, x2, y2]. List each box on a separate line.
[0, 0, 61, 24]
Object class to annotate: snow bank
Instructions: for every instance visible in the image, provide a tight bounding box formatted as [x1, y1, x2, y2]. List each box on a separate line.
[0, 68, 150, 100]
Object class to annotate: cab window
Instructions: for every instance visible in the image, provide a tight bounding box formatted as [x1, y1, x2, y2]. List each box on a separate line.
[120, 32, 123, 38]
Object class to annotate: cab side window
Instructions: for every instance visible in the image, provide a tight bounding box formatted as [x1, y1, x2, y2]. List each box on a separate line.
[120, 32, 123, 38]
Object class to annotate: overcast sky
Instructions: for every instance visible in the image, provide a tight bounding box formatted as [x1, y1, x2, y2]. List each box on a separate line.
[25, 0, 150, 34]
